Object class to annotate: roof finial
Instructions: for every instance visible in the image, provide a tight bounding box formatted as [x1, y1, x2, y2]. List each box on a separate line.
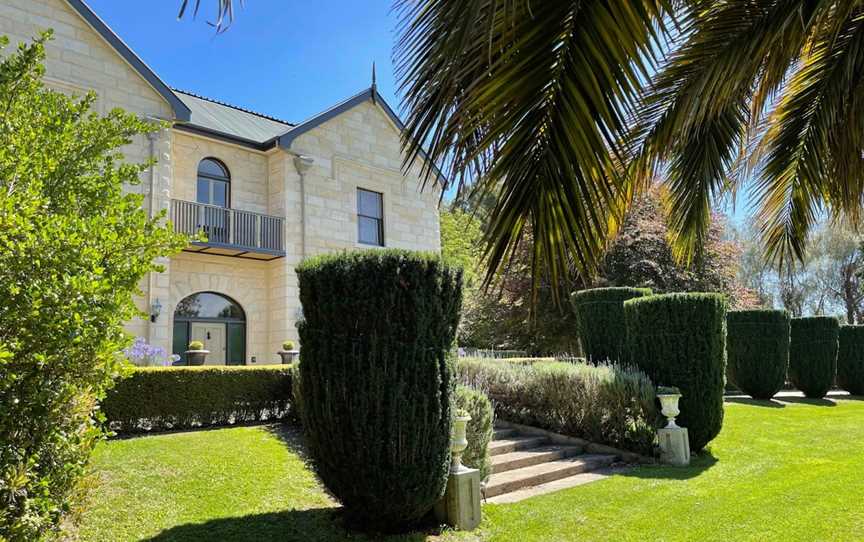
[371, 61, 377, 104]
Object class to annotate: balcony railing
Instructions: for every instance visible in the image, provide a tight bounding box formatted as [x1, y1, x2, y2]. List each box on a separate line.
[171, 199, 285, 259]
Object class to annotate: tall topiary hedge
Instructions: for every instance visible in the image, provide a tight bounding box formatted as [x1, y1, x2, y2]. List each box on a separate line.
[726, 309, 790, 399]
[789, 317, 838, 399]
[296, 250, 462, 530]
[570, 287, 653, 362]
[838, 325, 864, 395]
[624, 293, 727, 452]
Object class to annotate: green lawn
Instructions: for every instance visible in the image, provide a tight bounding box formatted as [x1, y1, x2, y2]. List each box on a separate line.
[77, 398, 864, 541]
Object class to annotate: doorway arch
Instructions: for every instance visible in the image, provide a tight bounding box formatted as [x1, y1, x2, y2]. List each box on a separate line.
[172, 291, 246, 365]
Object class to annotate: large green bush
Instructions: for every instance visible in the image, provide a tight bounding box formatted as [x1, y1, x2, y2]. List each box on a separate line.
[570, 287, 653, 362]
[296, 250, 462, 530]
[726, 309, 790, 399]
[454, 385, 494, 481]
[838, 325, 864, 395]
[456, 358, 657, 455]
[624, 293, 727, 451]
[101, 366, 295, 433]
[0, 35, 185, 541]
[789, 317, 839, 398]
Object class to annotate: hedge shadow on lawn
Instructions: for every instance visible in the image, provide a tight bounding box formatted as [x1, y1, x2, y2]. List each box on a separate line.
[725, 397, 786, 409]
[774, 397, 837, 407]
[142, 508, 434, 542]
[263, 423, 311, 462]
[617, 451, 718, 481]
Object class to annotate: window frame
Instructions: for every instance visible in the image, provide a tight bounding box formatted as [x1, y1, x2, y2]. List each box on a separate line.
[196, 158, 231, 208]
[357, 188, 385, 247]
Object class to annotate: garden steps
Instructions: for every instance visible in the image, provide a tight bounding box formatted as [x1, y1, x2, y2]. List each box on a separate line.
[491, 444, 584, 474]
[484, 454, 616, 498]
[488, 435, 549, 456]
[483, 424, 619, 502]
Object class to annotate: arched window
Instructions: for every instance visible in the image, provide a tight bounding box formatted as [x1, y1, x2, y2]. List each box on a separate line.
[196, 158, 230, 208]
[172, 292, 246, 365]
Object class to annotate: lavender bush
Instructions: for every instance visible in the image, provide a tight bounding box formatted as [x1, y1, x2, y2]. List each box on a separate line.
[124, 337, 180, 367]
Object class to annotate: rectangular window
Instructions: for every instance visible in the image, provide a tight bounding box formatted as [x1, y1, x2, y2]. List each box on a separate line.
[357, 188, 384, 246]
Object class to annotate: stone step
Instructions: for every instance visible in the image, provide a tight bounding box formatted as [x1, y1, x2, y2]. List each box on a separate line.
[491, 445, 584, 474]
[488, 436, 548, 457]
[493, 427, 518, 440]
[485, 470, 613, 504]
[484, 454, 617, 498]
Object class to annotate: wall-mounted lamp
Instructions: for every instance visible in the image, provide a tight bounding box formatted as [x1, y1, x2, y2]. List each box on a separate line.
[150, 298, 162, 323]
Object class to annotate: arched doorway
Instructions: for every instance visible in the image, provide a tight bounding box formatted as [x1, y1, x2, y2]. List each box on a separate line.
[172, 292, 246, 365]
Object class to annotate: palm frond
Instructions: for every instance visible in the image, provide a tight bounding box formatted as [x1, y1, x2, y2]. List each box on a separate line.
[631, 0, 821, 263]
[177, 0, 241, 32]
[395, 0, 672, 299]
[753, 6, 864, 264]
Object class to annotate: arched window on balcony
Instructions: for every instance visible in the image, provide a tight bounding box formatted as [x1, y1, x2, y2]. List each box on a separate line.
[196, 158, 230, 208]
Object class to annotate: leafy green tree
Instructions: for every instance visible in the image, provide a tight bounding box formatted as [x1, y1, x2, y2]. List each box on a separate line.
[0, 34, 186, 541]
[440, 209, 483, 288]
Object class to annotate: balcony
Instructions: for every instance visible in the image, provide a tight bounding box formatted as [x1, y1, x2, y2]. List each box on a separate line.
[171, 199, 285, 260]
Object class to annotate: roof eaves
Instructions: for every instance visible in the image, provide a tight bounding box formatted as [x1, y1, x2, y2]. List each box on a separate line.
[64, 0, 191, 122]
[174, 123, 277, 152]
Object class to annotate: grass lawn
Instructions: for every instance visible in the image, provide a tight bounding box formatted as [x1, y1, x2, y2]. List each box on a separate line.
[76, 398, 864, 541]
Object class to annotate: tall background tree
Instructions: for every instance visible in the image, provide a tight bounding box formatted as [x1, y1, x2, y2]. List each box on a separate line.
[737, 221, 864, 322]
[444, 186, 757, 353]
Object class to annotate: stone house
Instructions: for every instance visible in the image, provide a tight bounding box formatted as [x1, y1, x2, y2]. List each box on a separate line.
[2, 0, 442, 364]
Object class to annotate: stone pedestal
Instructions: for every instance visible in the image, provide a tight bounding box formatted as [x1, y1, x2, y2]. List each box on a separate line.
[658, 426, 690, 466]
[434, 467, 482, 531]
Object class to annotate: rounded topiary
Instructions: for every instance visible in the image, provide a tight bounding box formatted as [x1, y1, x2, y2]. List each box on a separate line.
[726, 309, 790, 399]
[296, 250, 462, 530]
[570, 287, 653, 362]
[624, 293, 727, 452]
[789, 317, 838, 399]
[838, 325, 864, 395]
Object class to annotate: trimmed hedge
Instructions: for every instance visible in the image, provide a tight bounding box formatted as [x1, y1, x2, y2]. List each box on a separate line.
[838, 325, 864, 395]
[570, 287, 653, 362]
[454, 385, 494, 481]
[726, 309, 790, 399]
[297, 250, 462, 530]
[789, 317, 839, 398]
[456, 358, 657, 455]
[624, 293, 727, 452]
[100, 366, 295, 433]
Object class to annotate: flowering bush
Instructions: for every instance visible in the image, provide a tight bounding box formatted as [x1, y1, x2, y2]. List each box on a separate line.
[124, 337, 179, 367]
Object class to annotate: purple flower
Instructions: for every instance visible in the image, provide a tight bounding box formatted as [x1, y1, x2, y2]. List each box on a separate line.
[125, 337, 174, 367]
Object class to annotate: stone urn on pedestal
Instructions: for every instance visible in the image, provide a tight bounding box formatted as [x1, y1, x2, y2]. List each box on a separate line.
[658, 388, 682, 428]
[450, 410, 472, 472]
[657, 386, 690, 466]
[435, 409, 481, 531]
[184, 341, 209, 366]
[277, 340, 300, 364]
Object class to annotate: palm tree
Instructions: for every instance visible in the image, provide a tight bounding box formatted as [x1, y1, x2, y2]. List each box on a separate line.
[631, 1, 864, 268]
[181, 1, 864, 294]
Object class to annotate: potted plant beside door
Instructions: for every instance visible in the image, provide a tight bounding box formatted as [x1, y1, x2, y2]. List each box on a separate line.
[185, 340, 209, 366]
[278, 340, 299, 364]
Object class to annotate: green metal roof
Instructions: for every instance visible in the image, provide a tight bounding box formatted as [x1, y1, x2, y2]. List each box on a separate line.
[174, 90, 293, 145]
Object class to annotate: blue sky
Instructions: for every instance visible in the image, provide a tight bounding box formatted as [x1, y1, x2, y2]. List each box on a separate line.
[86, 0, 401, 124]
